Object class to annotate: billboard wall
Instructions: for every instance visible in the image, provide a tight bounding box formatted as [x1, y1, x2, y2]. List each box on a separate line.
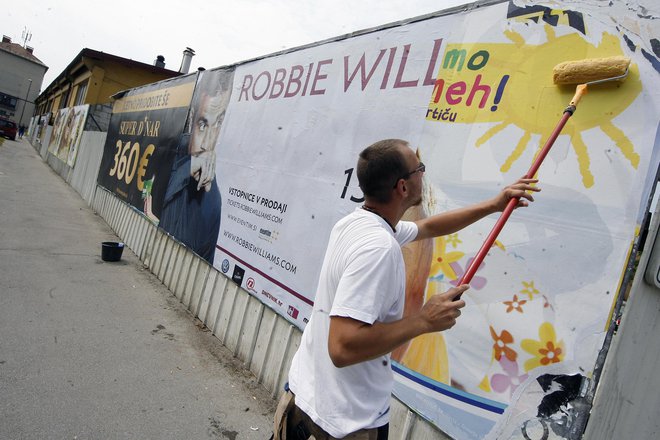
[97, 70, 235, 267]
[211, 2, 659, 439]
[97, 76, 196, 221]
[156, 68, 235, 264]
[47, 104, 90, 166]
[97, 1, 659, 438]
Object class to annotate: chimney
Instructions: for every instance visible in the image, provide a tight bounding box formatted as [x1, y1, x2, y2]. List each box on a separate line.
[26, 46, 34, 54]
[153, 55, 165, 68]
[2, 35, 11, 44]
[179, 47, 195, 74]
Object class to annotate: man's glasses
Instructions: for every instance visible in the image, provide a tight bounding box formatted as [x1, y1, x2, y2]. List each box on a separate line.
[394, 162, 425, 187]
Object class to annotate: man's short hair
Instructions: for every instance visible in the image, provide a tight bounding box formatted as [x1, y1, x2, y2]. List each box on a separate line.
[187, 69, 232, 131]
[357, 139, 409, 203]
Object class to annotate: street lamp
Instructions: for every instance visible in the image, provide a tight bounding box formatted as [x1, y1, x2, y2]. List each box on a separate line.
[19, 78, 33, 126]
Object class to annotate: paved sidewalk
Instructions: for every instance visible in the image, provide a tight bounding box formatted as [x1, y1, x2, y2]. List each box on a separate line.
[0, 138, 275, 439]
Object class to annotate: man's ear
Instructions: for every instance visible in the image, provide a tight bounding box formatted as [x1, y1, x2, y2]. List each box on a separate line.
[393, 178, 403, 195]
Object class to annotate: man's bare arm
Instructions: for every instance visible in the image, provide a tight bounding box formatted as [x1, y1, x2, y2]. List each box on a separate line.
[328, 285, 468, 368]
[414, 178, 540, 241]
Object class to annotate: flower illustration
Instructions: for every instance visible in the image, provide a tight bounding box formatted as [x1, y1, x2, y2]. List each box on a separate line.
[521, 322, 565, 372]
[429, 236, 464, 282]
[490, 326, 517, 361]
[503, 294, 527, 313]
[491, 358, 529, 397]
[446, 233, 462, 248]
[449, 257, 487, 289]
[520, 280, 540, 300]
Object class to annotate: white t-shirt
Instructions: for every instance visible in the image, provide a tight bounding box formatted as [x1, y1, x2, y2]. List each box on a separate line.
[288, 208, 418, 438]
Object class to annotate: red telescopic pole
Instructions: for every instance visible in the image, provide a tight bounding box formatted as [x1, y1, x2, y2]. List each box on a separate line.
[456, 108, 574, 293]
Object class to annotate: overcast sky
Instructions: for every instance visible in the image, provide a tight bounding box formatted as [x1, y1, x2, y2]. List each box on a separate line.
[8, 0, 471, 92]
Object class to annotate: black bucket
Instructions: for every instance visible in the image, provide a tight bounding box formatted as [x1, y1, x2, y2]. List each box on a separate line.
[101, 241, 124, 262]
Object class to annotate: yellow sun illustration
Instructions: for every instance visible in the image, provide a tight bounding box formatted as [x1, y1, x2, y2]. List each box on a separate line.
[428, 26, 642, 188]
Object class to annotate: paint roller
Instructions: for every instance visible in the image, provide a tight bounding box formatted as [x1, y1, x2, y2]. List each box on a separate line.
[455, 56, 631, 293]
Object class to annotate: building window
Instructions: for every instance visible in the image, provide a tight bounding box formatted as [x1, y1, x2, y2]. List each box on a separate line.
[0, 93, 18, 110]
[74, 81, 88, 106]
[59, 91, 69, 109]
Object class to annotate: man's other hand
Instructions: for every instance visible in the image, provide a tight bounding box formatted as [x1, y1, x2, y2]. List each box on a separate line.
[419, 285, 468, 333]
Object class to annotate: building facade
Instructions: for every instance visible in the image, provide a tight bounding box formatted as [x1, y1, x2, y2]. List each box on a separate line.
[34, 48, 182, 129]
[0, 35, 48, 128]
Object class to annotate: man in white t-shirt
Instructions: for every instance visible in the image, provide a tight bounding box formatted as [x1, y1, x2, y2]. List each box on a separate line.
[274, 139, 540, 439]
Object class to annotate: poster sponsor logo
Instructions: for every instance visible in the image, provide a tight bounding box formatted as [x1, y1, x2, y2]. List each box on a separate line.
[221, 259, 230, 273]
[259, 228, 279, 243]
[261, 289, 283, 307]
[246, 277, 257, 294]
[287, 305, 299, 320]
[232, 265, 246, 286]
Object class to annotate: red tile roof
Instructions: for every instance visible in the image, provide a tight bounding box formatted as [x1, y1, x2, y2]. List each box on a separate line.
[0, 40, 47, 67]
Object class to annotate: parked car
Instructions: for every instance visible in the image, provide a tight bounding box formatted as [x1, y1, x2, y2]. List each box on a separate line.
[0, 117, 18, 141]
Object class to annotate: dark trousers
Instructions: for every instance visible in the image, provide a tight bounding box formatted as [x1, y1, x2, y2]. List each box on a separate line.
[273, 390, 389, 440]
